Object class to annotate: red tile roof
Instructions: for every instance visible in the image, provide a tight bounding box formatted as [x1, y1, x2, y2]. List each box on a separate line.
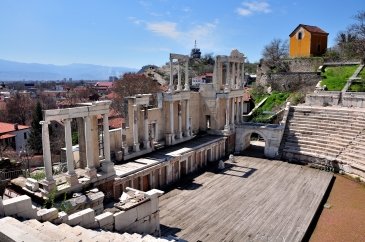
[0, 122, 29, 134]
[95, 82, 114, 88]
[289, 24, 328, 37]
[0, 133, 16, 139]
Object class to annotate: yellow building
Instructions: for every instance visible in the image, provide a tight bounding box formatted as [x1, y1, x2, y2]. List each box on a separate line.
[289, 24, 328, 58]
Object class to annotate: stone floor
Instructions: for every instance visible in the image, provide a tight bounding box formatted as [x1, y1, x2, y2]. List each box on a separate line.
[159, 156, 333, 242]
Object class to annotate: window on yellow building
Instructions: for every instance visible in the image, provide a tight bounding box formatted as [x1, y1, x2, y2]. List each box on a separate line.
[298, 32, 303, 40]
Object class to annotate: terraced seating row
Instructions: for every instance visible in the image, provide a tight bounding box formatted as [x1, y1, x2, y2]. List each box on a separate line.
[0, 217, 175, 242]
[337, 128, 365, 173]
[281, 106, 365, 163]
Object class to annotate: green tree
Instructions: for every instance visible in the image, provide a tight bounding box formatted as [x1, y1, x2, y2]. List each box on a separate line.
[27, 101, 43, 154]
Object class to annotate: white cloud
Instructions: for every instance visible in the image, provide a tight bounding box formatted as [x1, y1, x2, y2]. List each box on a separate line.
[236, 1, 271, 16]
[146, 22, 181, 39]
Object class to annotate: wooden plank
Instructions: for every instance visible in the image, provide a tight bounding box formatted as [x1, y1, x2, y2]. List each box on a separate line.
[159, 156, 332, 242]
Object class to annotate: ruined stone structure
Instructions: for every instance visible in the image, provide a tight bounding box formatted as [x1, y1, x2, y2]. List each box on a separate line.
[32, 50, 249, 199]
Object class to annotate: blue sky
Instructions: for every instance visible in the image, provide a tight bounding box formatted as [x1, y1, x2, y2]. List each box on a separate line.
[0, 0, 363, 69]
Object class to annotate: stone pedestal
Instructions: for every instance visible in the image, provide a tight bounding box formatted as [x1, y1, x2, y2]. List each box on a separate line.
[143, 140, 151, 150]
[133, 143, 140, 152]
[101, 161, 116, 175]
[123, 146, 129, 155]
[66, 173, 79, 186]
[85, 167, 97, 179]
[40, 179, 56, 193]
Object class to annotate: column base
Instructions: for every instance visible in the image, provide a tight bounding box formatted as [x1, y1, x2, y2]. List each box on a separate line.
[176, 86, 182, 92]
[85, 167, 97, 179]
[177, 132, 183, 139]
[143, 140, 151, 150]
[101, 161, 116, 175]
[184, 130, 191, 137]
[39, 179, 56, 193]
[66, 173, 79, 186]
[123, 146, 129, 155]
[133, 143, 140, 152]
[167, 85, 174, 93]
[224, 125, 230, 131]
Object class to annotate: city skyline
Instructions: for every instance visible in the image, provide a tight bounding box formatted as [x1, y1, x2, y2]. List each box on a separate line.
[0, 0, 362, 69]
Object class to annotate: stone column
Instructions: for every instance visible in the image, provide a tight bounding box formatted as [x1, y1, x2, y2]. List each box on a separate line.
[236, 63, 241, 89]
[102, 114, 111, 161]
[169, 101, 175, 143]
[133, 104, 140, 152]
[231, 98, 235, 127]
[185, 99, 190, 137]
[241, 62, 245, 87]
[177, 101, 182, 139]
[224, 98, 230, 130]
[226, 62, 230, 86]
[168, 58, 174, 93]
[40, 121, 55, 190]
[101, 113, 115, 175]
[184, 60, 189, 91]
[240, 96, 244, 123]
[236, 98, 240, 124]
[64, 119, 78, 185]
[176, 62, 182, 91]
[84, 116, 97, 178]
[143, 106, 151, 149]
[232, 62, 236, 89]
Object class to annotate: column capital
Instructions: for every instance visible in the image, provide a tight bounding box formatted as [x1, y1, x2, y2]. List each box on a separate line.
[40, 120, 50, 126]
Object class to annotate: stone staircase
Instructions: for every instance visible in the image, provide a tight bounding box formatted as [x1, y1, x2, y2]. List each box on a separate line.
[0, 217, 176, 242]
[281, 106, 365, 167]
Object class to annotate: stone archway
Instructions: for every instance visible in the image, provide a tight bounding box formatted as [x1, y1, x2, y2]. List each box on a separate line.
[242, 130, 268, 157]
[235, 123, 284, 159]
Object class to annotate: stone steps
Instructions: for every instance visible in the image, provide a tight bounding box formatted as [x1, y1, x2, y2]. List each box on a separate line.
[284, 133, 350, 146]
[0, 217, 174, 242]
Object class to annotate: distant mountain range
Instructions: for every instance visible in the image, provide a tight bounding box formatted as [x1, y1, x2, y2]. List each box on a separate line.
[0, 59, 138, 81]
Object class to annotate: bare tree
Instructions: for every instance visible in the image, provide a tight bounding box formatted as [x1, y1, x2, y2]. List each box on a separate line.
[335, 10, 365, 60]
[112, 73, 162, 117]
[262, 39, 289, 72]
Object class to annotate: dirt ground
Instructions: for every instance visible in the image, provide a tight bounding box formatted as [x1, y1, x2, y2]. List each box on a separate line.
[310, 174, 365, 242]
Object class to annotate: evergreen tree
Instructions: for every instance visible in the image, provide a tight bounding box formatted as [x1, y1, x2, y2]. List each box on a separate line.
[28, 101, 43, 154]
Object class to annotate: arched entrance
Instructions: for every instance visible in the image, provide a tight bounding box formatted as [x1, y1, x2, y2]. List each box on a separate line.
[242, 130, 267, 158]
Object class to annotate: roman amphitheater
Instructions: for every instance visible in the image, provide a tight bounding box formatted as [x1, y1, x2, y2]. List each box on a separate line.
[0, 50, 364, 241]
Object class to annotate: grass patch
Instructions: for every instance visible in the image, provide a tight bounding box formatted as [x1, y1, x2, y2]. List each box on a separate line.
[321, 65, 358, 91]
[249, 86, 269, 105]
[251, 91, 290, 123]
[30, 169, 46, 181]
[349, 82, 365, 92]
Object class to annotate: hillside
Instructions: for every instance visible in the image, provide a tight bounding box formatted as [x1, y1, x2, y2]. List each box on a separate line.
[0, 59, 137, 81]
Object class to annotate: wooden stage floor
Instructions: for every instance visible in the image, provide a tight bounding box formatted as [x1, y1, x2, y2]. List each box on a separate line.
[159, 156, 333, 242]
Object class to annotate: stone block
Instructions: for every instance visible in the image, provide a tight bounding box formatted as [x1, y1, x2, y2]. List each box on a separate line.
[136, 200, 152, 220]
[37, 208, 59, 222]
[53, 211, 69, 224]
[114, 207, 137, 231]
[145, 189, 163, 214]
[95, 212, 114, 230]
[25, 178, 39, 192]
[67, 208, 95, 228]
[17, 206, 37, 219]
[101, 161, 116, 175]
[3, 195, 32, 216]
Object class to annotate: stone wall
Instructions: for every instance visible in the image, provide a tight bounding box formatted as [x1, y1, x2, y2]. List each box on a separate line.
[342, 92, 365, 108]
[286, 58, 323, 72]
[0, 188, 163, 236]
[305, 91, 341, 106]
[265, 72, 321, 92]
